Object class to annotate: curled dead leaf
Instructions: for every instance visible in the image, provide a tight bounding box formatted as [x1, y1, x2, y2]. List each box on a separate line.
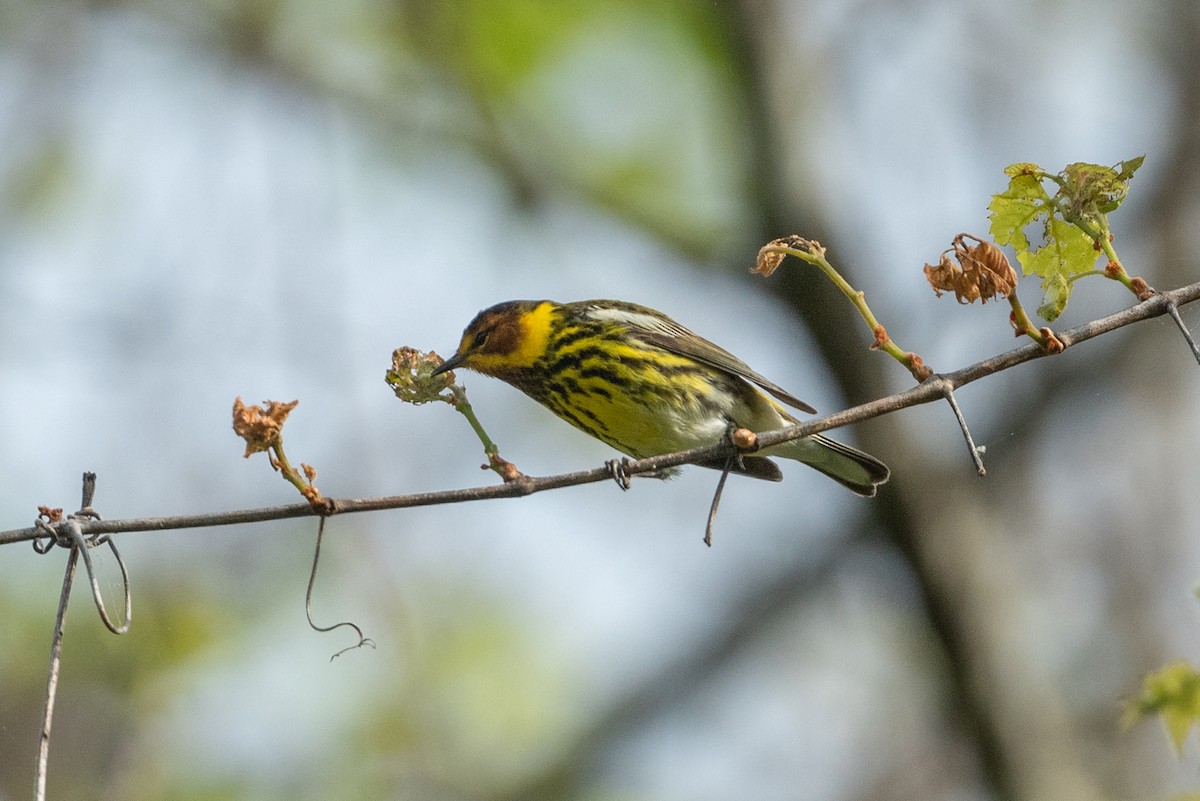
[752, 238, 790, 277]
[925, 234, 1018, 304]
[232, 397, 298, 458]
[752, 235, 823, 276]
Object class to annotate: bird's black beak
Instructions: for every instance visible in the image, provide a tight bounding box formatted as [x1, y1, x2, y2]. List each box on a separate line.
[430, 351, 466, 377]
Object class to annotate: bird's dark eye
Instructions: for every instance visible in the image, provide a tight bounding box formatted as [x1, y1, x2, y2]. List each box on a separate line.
[472, 330, 489, 349]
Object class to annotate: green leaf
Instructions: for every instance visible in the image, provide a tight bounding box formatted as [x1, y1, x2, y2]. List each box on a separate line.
[1129, 661, 1200, 752]
[1011, 212, 1097, 321]
[988, 156, 1143, 320]
[1028, 217, 1098, 277]
[1115, 154, 1145, 181]
[1059, 155, 1144, 217]
[1034, 273, 1070, 322]
[988, 173, 1050, 254]
[1003, 161, 1044, 178]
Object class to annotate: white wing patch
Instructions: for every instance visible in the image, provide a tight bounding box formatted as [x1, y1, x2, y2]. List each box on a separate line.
[583, 304, 689, 337]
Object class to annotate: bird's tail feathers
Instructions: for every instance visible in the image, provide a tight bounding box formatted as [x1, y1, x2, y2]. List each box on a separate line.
[773, 434, 890, 496]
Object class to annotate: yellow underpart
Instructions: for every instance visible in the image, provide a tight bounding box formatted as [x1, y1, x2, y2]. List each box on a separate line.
[544, 334, 767, 457]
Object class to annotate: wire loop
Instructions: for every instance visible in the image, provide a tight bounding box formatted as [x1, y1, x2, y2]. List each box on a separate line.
[61, 510, 132, 634]
[29, 477, 132, 634]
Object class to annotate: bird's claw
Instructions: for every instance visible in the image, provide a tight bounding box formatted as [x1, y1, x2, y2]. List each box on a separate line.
[606, 458, 633, 490]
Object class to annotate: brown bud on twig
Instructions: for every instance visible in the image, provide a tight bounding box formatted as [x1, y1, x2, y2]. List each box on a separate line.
[906, 353, 933, 382]
[486, 453, 524, 483]
[232, 397, 299, 458]
[297, 464, 326, 507]
[731, 428, 758, 450]
[1039, 328, 1065, 354]
[925, 234, 1018, 304]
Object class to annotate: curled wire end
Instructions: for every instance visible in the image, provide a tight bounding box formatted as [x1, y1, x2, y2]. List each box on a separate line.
[30, 493, 132, 634]
[32, 506, 68, 553]
[306, 516, 375, 660]
[32, 518, 59, 554]
[329, 635, 378, 662]
[67, 517, 132, 635]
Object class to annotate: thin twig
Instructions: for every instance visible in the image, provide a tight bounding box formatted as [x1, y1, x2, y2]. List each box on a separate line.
[703, 455, 736, 547]
[1164, 299, 1200, 365]
[1, 280, 1198, 548]
[35, 547, 78, 801]
[35, 472, 98, 801]
[936, 380, 987, 476]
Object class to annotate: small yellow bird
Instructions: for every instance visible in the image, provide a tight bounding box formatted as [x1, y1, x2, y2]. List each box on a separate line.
[432, 299, 889, 495]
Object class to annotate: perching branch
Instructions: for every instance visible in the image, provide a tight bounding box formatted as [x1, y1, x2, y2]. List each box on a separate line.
[3, 279, 1197, 549]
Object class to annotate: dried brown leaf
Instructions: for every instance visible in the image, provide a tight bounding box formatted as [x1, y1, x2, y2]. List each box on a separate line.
[752, 238, 791, 276]
[232, 397, 298, 458]
[925, 234, 1018, 304]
